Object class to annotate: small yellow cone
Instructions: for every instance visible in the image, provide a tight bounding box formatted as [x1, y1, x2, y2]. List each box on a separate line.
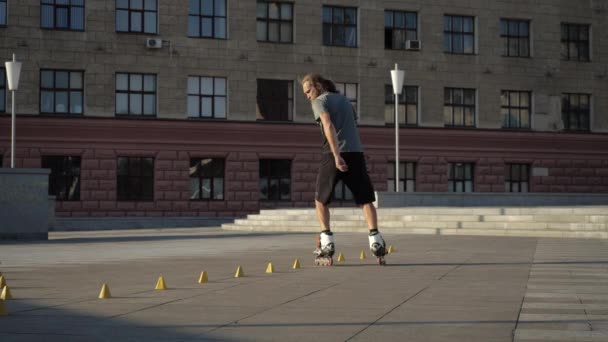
[198, 271, 208, 284]
[0, 275, 6, 288]
[387, 245, 395, 254]
[265, 262, 274, 274]
[234, 266, 244, 278]
[360, 250, 367, 259]
[292, 259, 301, 269]
[0, 299, 7, 316]
[98, 283, 111, 299]
[337, 252, 345, 262]
[155, 276, 167, 290]
[1, 286, 12, 300]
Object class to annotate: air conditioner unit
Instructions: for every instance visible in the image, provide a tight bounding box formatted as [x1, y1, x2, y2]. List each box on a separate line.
[405, 40, 421, 51]
[145, 38, 163, 49]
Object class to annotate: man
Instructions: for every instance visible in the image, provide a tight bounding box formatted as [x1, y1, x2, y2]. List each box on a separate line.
[301, 73, 387, 264]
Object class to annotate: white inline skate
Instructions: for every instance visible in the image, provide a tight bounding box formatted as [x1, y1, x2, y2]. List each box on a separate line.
[368, 229, 387, 265]
[313, 231, 335, 266]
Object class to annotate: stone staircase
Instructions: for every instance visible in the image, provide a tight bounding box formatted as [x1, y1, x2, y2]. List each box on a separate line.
[222, 206, 608, 239]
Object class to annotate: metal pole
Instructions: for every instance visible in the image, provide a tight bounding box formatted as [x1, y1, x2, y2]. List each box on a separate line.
[394, 93, 399, 192]
[11, 89, 15, 168]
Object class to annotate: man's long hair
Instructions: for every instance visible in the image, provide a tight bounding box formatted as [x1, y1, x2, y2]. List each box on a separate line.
[301, 74, 339, 94]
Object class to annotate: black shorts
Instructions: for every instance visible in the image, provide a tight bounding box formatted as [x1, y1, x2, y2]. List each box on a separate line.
[315, 152, 376, 205]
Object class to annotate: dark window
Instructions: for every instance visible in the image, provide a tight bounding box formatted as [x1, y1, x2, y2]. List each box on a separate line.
[448, 162, 474, 192]
[256, 79, 293, 121]
[323, 5, 357, 47]
[116, 0, 157, 34]
[562, 93, 590, 131]
[40, 70, 84, 115]
[501, 90, 531, 129]
[384, 10, 417, 49]
[117, 157, 154, 201]
[561, 23, 590, 61]
[0, 0, 7, 26]
[444, 15, 475, 54]
[41, 0, 85, 30]
[500, 19, 529, 57]
[388, 161, 416, 192]
[335, 82, 357, 112]
[0, 67, 5, 112]
[259, 159, 291, 200]
[188, 0, 226, 39]
[0, 154, 2, 167]
[444, 88, 475, 127]
[385, 85, 418, 126]
[505, 164, 530, 193]
[187, 76, 226, 118]
[256, 1, 292, 43]
[189, 158, 224, 200]
[115, 73, 156, 116]
[41, 156, 81, 201]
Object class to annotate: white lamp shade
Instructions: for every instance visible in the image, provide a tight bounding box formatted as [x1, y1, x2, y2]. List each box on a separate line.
[390, 67, 405, 95]
[5, 60, 22, 91]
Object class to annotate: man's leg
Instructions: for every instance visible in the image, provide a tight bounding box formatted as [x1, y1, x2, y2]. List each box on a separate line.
[315, 200, 331, 231]
[362, 202, 378, 231]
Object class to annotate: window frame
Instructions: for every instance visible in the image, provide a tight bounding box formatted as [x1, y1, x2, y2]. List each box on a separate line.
[335, 82, 358, 114]
[256, 79, 293, 122]
[501, 90, 531, 129]
[385, 85, 418, 126]
[115, 72, 157, 117]
[387, 161, 416, 192]
[40, 0, 85, 31]
[561, 93, 591, 132]
[444, 87, 476, 128]
[444, 15, 475, 55]
[448, 162, 474, 193]
[256, 1, 293, 43]
[188, 0, 227, 39]
[39, 69, 85, 115]
[116, 0, 158, 34]
[116, 156, 155, 201]
[0, 67, 5, 113]
[322, 5, 358, 48]
[259, 159, 292, 201]
[561, 23, 590, 62]
[505, 163, 530, 193]
[187, 76, 227, 119]
[0, 0, 8, 27]
[41, 155, 82, 201]
[384, 9, 418, 50]
[500, 18, 530, 57]
[189, 158, 225, 201]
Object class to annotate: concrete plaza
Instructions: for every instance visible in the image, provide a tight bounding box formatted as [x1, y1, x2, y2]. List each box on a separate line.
[1, 228, 607, 341]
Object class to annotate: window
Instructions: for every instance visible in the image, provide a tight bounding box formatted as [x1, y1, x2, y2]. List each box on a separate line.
[189, 158, 224, 200]
[505, 164, 530, 193]
[561, 23, 589, 61]
[335, 82, 358, 112]
[41, 156, 81, 201]
[444, 88, 475, 127]
[562, 93, 590, 131]
[500, 19, 529, 57]
[0, 68, 5, 113]
[0, 0, 7, 26]
[332, 180, 353, 201]
[256, 1, 292, 43]
[444, 15, 475, 54]
[256, 79, 293, 121]
[385, 85, 418, 126]
[384, 10, 417, 49]
[116, 73, 156, 116]
[187, 76, 226, 118]
[501, 90, 531, 129]
[448, 162, 474, 192]
[388, 161, 416, 192]
[40, 70, 84, 115]
[323, 5, 357, 47]
[117, 157, 154, 201]
[188, 0, 226, 39]
[259, 159, 291, 200]
[41, 0, 85, 30]
[116, 0, 157, 34]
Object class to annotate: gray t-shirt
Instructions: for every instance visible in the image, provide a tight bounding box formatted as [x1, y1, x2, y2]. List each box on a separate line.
[311, 92, 364, 154]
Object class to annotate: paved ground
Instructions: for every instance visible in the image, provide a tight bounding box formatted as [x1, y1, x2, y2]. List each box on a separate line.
[0, 228, 607, 341]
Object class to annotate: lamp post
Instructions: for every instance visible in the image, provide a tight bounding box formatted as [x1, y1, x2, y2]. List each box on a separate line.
[5, 54, 22, 168]
[390, 63, 404, 192]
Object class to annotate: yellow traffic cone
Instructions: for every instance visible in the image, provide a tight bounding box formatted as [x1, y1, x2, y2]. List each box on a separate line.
[155, 276, 167, 290]
[0, 299, 7, 316]
[0, 275, 6, 288]
[387, 245, 395, 254]
[337, 252, 345, 262]
[234, 266, 244, 278]
[1, 286, 12, 300]
[198, 271, 208, 284]
[98, 283, 112, 299]
[292, 259, 301, 269]
[265, 262, 274, 274]
[360, 250, 366, 259]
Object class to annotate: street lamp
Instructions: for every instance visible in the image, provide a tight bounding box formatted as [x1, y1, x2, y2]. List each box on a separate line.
[5, 54, 22, 168]
[390, 63, 404, 192]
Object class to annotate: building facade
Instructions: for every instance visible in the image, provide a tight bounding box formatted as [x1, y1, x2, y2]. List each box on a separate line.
[0, 0, 607, 220]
